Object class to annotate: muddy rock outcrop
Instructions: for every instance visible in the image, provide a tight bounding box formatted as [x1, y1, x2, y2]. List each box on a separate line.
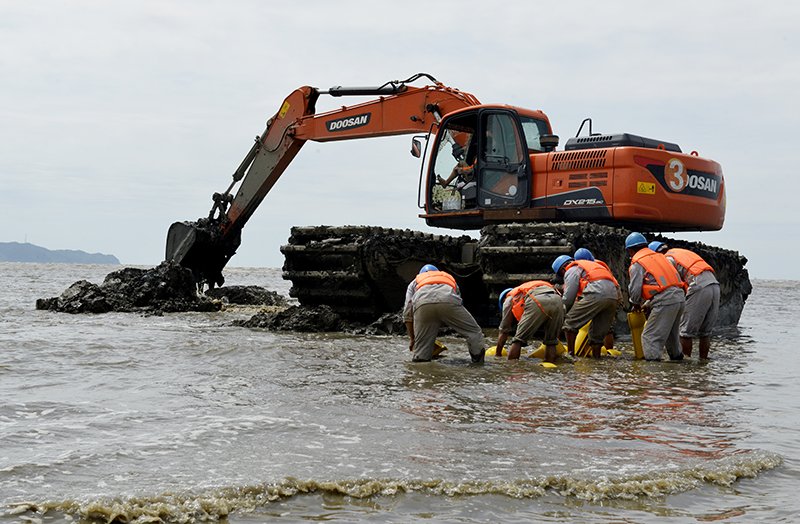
[204, 285, 288, 306]
[350, 311, 408, 335]
[36, 261, 221, 314]
[234, 305, 343, 332]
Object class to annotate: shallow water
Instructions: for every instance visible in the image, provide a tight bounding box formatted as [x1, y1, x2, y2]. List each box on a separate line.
[0, 263, 797, 522]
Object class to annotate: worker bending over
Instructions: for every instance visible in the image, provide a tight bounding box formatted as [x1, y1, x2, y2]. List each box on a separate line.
[403, 264, 485, 363]
[495, 280, 565, 363]
[573, 248, 617, 351]
[553, 251, 620, 358]
[625, 232, 686, 361]
[649, 241, 720, 360]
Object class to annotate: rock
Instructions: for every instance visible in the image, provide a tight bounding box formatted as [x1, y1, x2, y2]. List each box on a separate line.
[36, 261, 221, 314]
[350, 311, 407, 335]
[235, 305, 342, 332]
[35, 280, 111, 314]
[204, 285, 288, 306]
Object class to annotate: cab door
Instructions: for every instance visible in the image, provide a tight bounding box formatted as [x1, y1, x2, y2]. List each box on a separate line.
[476, 111, 530, 209]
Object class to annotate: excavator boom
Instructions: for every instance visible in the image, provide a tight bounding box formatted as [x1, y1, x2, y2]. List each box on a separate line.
[165, 74, 480, 286]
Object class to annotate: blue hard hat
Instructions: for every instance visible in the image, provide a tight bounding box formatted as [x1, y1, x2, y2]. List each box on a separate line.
[574, 248, 595, 261]
[552, 254, 573, 274]
[419, 264, 438, 274]
[648, 241, 665, 253]
[498, 288, 513, 310]
[625, 232, 648, 250]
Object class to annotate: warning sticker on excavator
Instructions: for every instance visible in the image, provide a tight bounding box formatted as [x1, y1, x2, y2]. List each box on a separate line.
[637, 182, 656, 195]
[278, 101, 290, 119]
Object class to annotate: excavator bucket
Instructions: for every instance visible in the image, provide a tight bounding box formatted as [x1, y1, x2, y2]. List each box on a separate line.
[165, 220, 240, 288]
[166, 222, 198, 268]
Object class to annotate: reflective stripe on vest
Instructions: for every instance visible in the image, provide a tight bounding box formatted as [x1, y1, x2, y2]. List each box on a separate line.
[566, 259, 619, 296]
[415, 270, 457, 291]
[509, 280, 554, 321]
[666, 248, 714, 277]
[631, 248, 685, 300]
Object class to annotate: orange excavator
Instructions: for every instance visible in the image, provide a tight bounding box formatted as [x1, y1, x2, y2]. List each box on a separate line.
[166, 73, 743, 326]
[166, 73, 482, 287]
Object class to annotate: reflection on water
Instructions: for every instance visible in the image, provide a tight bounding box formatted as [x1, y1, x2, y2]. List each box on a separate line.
[0, 266, 795, 523]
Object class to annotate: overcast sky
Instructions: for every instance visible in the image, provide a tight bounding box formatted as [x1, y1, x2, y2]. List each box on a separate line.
[1, 1, 796, 279]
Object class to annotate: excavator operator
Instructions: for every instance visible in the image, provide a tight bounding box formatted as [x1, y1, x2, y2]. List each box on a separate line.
[437, 134, 478, 195]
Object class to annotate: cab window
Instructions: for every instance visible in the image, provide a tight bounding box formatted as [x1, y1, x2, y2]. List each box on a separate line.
[483, 113, 524, 163]
[519, 117, 550, 152]
[478, 112, 528, 207]
[429, 112, 478, 211]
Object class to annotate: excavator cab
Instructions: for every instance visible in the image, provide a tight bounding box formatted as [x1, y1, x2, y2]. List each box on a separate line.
[424, 107, 537, 228]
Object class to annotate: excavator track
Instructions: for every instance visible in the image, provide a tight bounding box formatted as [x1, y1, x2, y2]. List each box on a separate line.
[281, 226, 479, 323]
[478, 222, 751, 328]
[478, 223, 591, 304]
[281, 223, 751, 329]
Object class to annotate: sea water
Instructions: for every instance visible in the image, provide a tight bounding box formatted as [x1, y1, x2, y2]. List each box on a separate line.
[0, 263, 797, 523]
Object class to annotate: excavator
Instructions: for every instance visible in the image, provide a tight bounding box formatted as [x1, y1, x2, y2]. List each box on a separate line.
[166, 73, 749, 327]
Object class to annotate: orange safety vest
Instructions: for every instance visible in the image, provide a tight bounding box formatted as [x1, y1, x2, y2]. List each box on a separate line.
[415, 270, 457, 291]
[508, 280, 554, 321]
[631, 248, 686, 300]
[565, 259, 619, 296]
[665, 248, 714, 277]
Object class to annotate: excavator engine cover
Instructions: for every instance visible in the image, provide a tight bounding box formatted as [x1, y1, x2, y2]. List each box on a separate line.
[565, 133, 681, 152]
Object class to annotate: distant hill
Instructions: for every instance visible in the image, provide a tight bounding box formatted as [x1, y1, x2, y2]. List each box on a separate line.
[0, 242, 120, 264]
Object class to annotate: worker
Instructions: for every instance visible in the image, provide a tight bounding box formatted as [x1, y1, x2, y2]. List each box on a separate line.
[494, 280, 565, 363]
[437, 160, 475, 189]
[573, 247, 618, 351]
[649, 241, 720, 359]
[438, 133, 478, 189]
[553, 252, 620, 358]
[625, 232, 686, 361]
[403, 264, 485, 363]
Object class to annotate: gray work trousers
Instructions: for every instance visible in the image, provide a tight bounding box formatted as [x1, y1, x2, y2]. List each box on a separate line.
[564, 296, 618, 344]
[642, 300, 685, 360]
[681, 284, 720, 337]
[412, 302, 484, 361]
[513, 293, 564, 346]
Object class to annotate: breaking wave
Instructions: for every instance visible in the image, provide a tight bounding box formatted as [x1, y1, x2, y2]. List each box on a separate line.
[6, 451, 782, 523]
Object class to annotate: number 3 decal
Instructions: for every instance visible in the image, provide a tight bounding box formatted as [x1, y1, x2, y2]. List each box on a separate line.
[666, 158, 686, 192]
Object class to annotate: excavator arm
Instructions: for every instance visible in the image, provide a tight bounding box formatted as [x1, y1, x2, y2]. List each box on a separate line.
[165, 73, 480, 287]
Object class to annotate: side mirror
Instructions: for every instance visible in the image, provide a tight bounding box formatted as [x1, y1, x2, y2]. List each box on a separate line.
[411, 138, 422, 158]
[540, 134, 559, 152]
